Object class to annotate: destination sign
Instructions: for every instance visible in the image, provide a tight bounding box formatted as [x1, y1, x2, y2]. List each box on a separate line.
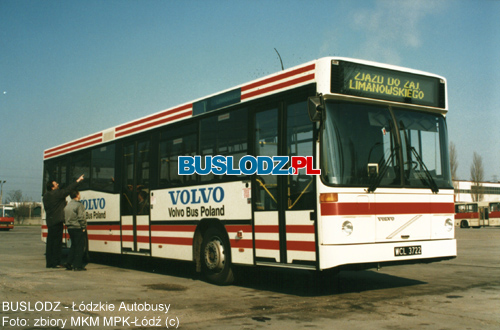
[331, 61, 445, 108]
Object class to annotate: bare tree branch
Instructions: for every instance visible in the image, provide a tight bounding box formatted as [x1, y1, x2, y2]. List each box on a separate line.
[449, 141, 458, 180]
[470, 152, 484, 202]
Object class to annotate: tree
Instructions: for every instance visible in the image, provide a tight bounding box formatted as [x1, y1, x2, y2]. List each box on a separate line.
[470, 152, 484, 202]
[4, 190, 24, 203]
[4, 190, 33, 224]
[449, 142, 458, 180]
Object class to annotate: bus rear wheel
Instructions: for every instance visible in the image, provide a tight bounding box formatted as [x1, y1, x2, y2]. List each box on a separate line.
[200, 227, 234, 285]
[460, 220, 469, 228]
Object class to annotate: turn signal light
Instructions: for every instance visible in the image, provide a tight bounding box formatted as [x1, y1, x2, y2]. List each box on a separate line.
[319, 193, 338, 203]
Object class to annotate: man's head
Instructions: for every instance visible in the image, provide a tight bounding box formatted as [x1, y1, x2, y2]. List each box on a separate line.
[70, 190, 80, 200]
[46, 181, 59, 192]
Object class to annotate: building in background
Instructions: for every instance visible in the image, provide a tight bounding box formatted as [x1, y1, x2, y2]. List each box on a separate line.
[454, 180, 500, 203]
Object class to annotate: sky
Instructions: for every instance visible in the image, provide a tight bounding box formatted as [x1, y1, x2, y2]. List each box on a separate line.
[1, 0, 499, 201]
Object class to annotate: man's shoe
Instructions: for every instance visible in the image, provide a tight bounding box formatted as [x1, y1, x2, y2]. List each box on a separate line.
[73, 267, 87, 271]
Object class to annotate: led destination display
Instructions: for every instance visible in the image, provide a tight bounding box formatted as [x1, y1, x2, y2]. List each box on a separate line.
[331, 61, 445, 108]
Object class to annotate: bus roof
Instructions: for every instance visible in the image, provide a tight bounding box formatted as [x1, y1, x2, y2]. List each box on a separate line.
[43, 57, 446, 160]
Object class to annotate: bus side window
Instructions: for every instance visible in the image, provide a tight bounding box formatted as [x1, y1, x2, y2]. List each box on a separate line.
[91, 144, 116, 192]
[216, 108, 248, 166]
[199, 108, 249, 183]
[70, 152, 90, 190]
[199, 116, 217, 182]
[43, 159, 68, 193]
[159, 123, 198, 187]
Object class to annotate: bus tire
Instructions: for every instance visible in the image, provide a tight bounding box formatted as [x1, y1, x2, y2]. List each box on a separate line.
[460, 220, 469, 228]
[200, 227, 234, 285]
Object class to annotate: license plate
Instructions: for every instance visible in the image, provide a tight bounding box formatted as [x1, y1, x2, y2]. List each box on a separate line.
[394, 245, 422, 257]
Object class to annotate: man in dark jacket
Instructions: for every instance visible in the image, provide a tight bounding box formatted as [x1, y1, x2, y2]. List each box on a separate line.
[43, 175, 84, 268]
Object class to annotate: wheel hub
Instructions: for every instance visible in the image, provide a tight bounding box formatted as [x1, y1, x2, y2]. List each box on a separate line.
[204, 238, 225, 272]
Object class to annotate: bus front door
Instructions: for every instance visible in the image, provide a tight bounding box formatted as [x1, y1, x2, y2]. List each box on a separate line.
[253, 101, 317, 268]
[121, 139, 151, 254]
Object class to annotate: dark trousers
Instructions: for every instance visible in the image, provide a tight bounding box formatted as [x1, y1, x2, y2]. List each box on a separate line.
[67, 228, 85, 268]
[46, 222, 63, 268]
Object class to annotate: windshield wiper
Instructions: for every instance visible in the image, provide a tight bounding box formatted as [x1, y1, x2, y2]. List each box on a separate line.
[399, 120, 439, 194]
[410, 147, 439, 193]
[367, 146, 397, 193]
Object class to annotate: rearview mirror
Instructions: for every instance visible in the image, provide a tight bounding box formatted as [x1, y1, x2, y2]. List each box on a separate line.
[308, 95, 324, 122]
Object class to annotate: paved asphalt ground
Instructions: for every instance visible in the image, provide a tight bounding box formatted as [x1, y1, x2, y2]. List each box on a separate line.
[1, 226, 499, 329]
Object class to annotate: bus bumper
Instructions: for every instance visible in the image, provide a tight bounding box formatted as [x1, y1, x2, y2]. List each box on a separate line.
[319, 238, 457, 271]
[0, 222, 14, 230]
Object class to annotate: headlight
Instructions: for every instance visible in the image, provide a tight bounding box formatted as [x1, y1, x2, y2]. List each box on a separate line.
[342, 221, 353, 236]
[445, 218, 453, 232]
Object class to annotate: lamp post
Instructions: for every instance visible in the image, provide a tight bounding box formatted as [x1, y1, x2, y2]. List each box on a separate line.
[0, 180, 6, 205]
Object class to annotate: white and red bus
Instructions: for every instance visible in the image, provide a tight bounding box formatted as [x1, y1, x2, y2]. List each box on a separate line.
[0, 205, 14, 231]
[42, 57, 456, 284]
[455, 202, 500, 228]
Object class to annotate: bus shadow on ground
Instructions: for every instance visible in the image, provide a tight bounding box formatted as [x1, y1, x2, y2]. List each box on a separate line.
[89, 252, 425, 297]
[232, 267, 425, 297]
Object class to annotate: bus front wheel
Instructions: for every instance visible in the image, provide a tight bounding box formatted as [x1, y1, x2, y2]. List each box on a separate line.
[200, 227, 234, 285]
[460, 220, 469, 228]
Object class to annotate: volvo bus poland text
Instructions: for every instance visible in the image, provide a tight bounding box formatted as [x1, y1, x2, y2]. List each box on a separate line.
[42, 57, 456, 284]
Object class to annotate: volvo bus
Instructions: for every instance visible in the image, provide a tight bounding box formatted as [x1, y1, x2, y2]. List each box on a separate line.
[42, 57, 456, 284]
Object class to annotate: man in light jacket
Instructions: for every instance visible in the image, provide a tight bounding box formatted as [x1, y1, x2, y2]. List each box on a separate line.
[64, 190, 87, 271]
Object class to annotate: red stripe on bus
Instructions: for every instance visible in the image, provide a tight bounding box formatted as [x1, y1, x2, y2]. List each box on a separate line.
[255, 225, 315, 234]
[229, 239, 253, 248]
[321, 202, 455, 216]
[242, 74, 315, 100]
[151, 236, 193, 245]
[121, 235, 134, 242]
[286, 225, 315, 234]
[44, 132, 103, 156]
[151, 225, 196, 232]
[116, 104, 192, 132]
[115, 111, 192, 138]
[489, 211, 500, 218]
[120, 225, 150, 231]
[87, 225, 121, 231]
[287, 241, 316, 252]
[255, 240, 280, 250]
[225, 225, 253, 233]
[454, 212, 478, 219]
[255, 225, 279, 233]
[136, 236, 150, 243]
[87, 234, 121, 242]
[121, 235, 150, 243]
[242, 64, 315, 92]
[44, 137, 103, 159]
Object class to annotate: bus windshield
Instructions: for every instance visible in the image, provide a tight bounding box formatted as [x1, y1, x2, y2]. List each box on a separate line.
[4, 208, 14, 217]
[321, 101, 452, 190]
